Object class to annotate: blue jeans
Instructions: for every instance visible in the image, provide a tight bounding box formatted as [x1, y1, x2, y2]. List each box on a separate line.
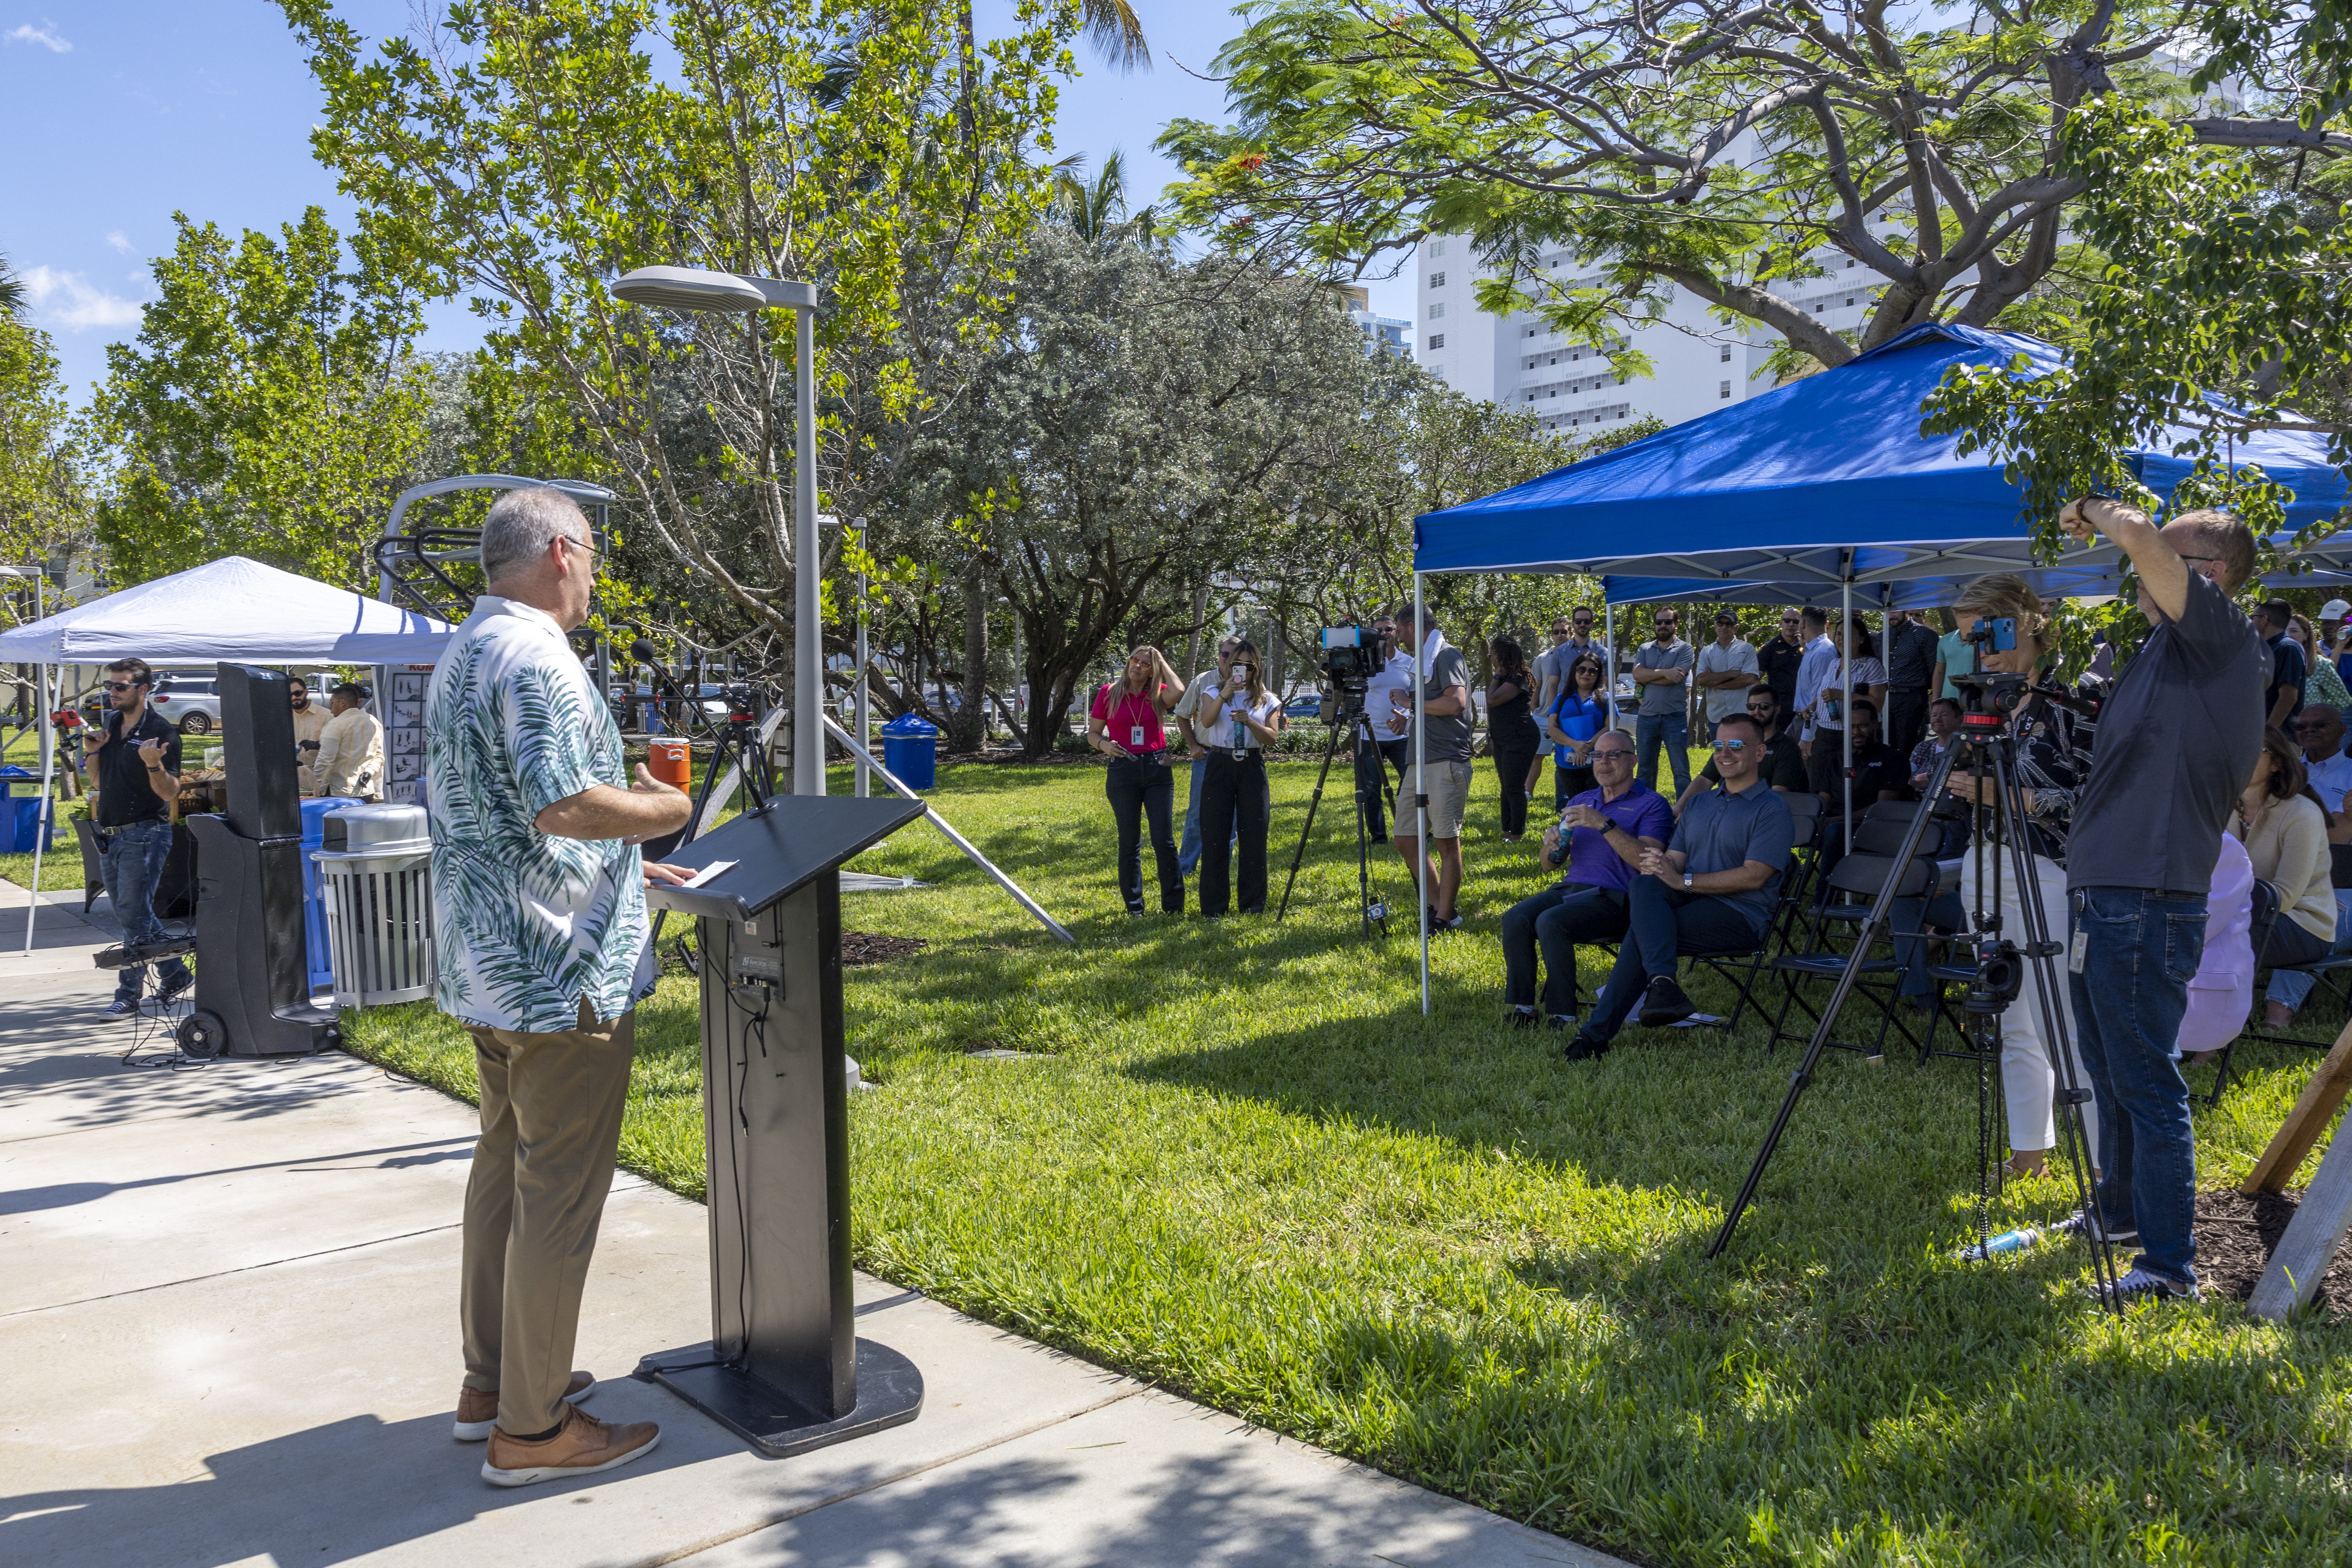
[100, 817, 190, 1004]
[2069, 885, 2205, 1287]
[1501, 883, 1628, 1016]
[1584, 878, 1761, 1043]
[2265, 890, 2352, 1009]
[1178, 755, 1242, 877]
[1635, 711, 1690, 795]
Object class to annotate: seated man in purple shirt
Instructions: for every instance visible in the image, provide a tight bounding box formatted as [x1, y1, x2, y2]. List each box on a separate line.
[1500, 731, 1674, 1029]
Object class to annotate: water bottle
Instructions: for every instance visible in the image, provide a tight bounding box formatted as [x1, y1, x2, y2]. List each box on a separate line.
[1545, 815, 1572, 868]
[1957, 1226, 2040, 1261]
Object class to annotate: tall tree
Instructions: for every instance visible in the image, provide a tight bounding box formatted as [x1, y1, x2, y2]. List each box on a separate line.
[281, 0, 1076, 716]
[1160, 1, 2342, 376]
[92, 208, 432, 588]
[1924, 5, 2351, 548]
[0, 305, 90, 648]
[906, 223, 1384, 756]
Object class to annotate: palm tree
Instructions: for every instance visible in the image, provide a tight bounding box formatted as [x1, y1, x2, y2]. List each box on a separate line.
[0, 250, 25, 319]
[1079, 0, 1148, 73]
[1051, 149, 1137, 241]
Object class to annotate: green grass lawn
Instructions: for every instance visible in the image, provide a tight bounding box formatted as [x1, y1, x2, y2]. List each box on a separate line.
[151, 752, 2352, 1563]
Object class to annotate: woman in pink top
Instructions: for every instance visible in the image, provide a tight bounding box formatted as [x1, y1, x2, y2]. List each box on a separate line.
[1088, 646, 1185, 913]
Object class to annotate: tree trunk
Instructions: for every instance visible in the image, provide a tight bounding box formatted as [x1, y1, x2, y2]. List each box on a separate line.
[949, 565, 988, 750]
[1183, 573, 1210, 684]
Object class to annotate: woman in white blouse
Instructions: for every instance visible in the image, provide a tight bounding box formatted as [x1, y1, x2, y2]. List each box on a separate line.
[1196, 639, 1283, 916]
[2232, 725, 2341, 1032]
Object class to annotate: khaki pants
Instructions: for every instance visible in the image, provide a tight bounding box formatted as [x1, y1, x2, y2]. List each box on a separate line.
[460, 1001, 636, 1434]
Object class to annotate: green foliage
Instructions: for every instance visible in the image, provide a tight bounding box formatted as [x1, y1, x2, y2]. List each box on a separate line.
[90, 208, 432, 588]
[1922, 19, 2352, 561]
[0, 314, 89, 613]
[1157, 0, 2232, 368]
[342, 758, 2352, 1568]
[279, 0, 1078, 686]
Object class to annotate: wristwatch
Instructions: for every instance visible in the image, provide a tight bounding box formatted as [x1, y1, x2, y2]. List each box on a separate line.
[1682, 870, 1695, 891]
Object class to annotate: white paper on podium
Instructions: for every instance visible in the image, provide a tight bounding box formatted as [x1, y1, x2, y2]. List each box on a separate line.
[680, 859, 737, 889]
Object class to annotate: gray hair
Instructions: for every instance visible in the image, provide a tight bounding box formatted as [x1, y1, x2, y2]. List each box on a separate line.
[480, 486, 589, 583]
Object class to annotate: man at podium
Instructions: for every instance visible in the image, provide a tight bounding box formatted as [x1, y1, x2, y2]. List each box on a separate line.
[425, 487, 694, 1488]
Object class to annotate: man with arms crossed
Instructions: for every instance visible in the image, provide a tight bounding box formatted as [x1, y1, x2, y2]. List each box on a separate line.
[2058, 498, 2266, 1305]
[1562, 713, 1794, 1059]
[1384, 602, 1473, 931]
[428, 487, 695, 1485]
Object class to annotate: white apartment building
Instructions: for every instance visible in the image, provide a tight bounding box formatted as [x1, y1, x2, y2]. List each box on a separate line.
[1416, 236, 1894, 433]
[1337, 284, 1413, 361]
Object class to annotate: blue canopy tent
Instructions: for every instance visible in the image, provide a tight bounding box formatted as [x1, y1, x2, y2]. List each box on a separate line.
[1395, 322, 2348, 1010]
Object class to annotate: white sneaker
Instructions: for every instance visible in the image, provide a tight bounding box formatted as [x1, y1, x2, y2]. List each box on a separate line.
[2087, 1267, 2201, 1306]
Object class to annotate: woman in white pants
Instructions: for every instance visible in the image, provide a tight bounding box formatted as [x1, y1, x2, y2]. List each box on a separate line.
[1940, 575, 2098, 1178]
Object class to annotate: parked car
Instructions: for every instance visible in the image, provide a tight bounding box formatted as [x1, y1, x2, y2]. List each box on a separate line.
[1282, 692, 1325, 724]
[149, 671, 224, 735]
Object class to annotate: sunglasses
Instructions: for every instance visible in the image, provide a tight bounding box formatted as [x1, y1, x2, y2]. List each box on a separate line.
[105, 680, 143, 693]
[1713, 738, 1754, 751]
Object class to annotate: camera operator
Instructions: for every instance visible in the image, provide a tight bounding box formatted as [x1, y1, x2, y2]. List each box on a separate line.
[1088, 646, 1185, 915]
[1382, 604, 1473, 931]
[1358, 616, 1412, 843]
[1500, 733, 1670, 1030]
[1561, 712, 1795, 1059]
[83, 657, 192, 1020]
[2058, 499, 2266, 1306]
[1933, 576, 2097, 1180]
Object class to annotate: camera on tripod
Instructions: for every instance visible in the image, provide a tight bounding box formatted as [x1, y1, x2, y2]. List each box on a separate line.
[1318, 627, 1381, 721]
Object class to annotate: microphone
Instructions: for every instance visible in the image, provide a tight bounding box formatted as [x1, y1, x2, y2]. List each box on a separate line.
[630, 636, 659, 666]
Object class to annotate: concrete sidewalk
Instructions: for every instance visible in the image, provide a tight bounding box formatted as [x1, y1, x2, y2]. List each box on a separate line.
[0, 882, 1619, 1568]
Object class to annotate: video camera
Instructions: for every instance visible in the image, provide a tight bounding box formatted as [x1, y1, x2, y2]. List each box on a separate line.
[1318, 626, 1384, 720]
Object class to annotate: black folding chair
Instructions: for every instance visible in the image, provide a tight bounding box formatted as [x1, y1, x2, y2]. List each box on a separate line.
[1768, 849, 1955, 1060]
[2235, 858, 2352, 1065]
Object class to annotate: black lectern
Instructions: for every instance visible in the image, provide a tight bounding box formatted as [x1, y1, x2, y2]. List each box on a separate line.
[635, 794, 928, 1458]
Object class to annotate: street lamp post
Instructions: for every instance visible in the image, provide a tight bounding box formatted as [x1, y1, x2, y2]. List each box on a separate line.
[612, 265, 826, 796]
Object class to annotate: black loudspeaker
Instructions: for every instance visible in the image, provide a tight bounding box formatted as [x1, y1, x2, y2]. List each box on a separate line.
[180, 663, 337, 1060]
[636, 796, 927, 1457]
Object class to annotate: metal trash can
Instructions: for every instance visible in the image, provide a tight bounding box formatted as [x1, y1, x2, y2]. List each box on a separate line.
[880, 712, 939, 790]
[312, 803, 436, 1008]
[0, 765, 53, 853]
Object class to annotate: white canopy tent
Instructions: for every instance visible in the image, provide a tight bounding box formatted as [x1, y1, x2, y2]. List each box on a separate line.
[2, 556, 455, 955]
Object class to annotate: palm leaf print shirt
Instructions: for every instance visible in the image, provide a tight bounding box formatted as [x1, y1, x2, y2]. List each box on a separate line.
[426, 596, 647, 1032]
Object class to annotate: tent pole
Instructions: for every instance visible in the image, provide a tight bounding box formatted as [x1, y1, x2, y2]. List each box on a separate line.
[1604, 603, 1617, 731]
[1842, 576, 1853, 855]
[1415, 571, 1429, 1017]
[20, 664, 55, 956]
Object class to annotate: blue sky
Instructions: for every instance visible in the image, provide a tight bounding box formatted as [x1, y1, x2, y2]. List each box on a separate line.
[1, 2, 1416, 406]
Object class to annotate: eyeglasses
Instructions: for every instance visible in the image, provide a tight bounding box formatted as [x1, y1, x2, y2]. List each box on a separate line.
[1591, 747, 1634, 761]
[560, 534, 600, 568]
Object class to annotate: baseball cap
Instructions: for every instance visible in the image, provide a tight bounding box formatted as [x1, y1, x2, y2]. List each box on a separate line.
[2324, 599, 2350, 620]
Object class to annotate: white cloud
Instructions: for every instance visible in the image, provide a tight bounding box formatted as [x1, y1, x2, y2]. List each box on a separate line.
[105, 230, 130, 254]
[4, 20, 71, 52]
[22, 266, 144, 330]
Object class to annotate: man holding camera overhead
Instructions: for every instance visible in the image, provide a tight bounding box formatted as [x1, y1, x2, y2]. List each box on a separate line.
[2058, 497, 2266, 1307]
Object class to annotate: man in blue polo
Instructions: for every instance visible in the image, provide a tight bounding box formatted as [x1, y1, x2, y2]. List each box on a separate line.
[1499, 731, 1671, 1030]
[1563, 711, 1794, 1059]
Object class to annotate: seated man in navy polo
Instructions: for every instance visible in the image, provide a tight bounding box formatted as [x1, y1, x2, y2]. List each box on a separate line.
[1564, 712, 1795, 1060]
[1500, 731, 1671, 1029]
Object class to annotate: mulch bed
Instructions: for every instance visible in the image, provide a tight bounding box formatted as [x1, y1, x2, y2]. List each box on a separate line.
[841, 931, 928, 966]
[2193, 1186, 2352, 1316]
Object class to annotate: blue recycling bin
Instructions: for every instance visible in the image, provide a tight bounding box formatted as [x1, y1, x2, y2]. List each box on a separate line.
[880, 712, 939, 791]
[301, 797, 363, 993]
[0, 765, 54, 853]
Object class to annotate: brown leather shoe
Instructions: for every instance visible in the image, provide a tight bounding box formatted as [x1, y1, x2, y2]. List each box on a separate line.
[481, 1405, 659, 1488]
[453, 1370, 596, 1441]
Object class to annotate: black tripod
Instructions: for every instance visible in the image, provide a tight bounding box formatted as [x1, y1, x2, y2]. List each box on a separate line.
[1275, 702, 1391, 937]
[642, 678, 778, 965]
[1706, 675, 2123, 1312]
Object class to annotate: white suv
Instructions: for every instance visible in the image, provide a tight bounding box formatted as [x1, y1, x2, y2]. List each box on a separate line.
[148, 671, 225, 735]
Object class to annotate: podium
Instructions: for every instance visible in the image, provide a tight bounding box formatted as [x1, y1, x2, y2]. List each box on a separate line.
[635, 794, 929, 1457]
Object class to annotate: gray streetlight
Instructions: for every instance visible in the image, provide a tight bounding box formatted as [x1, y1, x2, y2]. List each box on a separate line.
[613, 264, 826, 796]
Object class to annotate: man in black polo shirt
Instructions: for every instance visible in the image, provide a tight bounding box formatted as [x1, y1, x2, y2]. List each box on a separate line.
[1677, 684, 1806, 814]
[82, 657, 189, 1019]
[1880, 608, 1940, 758]
[1564, 712, 1795, 1059]
[1756, 608, 1808, 716]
